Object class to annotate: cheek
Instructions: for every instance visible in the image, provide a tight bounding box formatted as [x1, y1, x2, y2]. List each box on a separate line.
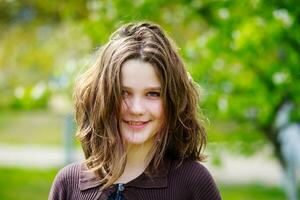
[149, 101, 164, 118]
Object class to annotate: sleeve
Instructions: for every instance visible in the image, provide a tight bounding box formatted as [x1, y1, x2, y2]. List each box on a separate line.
[48, 163, 81, 200]
[187, 161, 222, 200]
[48, 168, 68, 200]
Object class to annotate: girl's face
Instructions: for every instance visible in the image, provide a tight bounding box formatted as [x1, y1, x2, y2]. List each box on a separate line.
[119, 59, 164, 147]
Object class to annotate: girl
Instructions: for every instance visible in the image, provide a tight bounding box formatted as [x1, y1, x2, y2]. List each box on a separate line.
[49, 22, 221, 200]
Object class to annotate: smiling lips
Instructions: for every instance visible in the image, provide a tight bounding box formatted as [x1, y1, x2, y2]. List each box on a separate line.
[123, 120, 150, 130]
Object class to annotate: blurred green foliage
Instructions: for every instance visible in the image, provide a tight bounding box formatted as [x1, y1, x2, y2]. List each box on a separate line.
[0, 110, 62, 145]
[0, 0, 299, 165]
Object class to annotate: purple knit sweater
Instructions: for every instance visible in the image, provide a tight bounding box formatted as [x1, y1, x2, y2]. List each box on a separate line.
[49, 159, 222, 200]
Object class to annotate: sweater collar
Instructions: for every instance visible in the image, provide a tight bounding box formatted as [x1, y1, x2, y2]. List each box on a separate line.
[79, 159, 172, 191]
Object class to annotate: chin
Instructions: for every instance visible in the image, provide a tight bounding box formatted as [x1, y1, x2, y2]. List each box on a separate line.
[122, 132, 155, 146]
[124, 136, 147, 145]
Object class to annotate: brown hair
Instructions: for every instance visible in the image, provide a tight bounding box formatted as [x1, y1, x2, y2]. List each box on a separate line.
[74, 22, 206, 189]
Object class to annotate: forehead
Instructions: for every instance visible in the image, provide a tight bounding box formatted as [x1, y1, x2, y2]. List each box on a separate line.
[121, 59, 161, 88]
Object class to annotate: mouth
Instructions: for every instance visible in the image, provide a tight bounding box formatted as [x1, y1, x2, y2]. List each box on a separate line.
[123, 120, 150, 129]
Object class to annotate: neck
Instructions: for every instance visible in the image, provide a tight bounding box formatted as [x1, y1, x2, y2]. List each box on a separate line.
[126, 140, 154, 169]
[114, 139, 154, 184]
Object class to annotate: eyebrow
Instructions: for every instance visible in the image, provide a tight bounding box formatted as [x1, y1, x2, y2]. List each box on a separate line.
[122, 86, 161, 91]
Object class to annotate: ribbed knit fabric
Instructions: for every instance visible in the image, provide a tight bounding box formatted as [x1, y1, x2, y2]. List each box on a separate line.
[48, 159, 222, 200]
[48, 163, 100, 200]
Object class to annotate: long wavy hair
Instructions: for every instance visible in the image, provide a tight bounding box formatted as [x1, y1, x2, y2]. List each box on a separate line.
[74, 22, 207, 189]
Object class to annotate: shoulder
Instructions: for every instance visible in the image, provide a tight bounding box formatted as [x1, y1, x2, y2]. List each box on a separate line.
[56, 162, 81, 180]
[183, 160, 211, 177]
[48, 162, 81, 200]
[171, 159, 212, 183]
[170, 159, 208, 175]
[169, 159, 222, 199]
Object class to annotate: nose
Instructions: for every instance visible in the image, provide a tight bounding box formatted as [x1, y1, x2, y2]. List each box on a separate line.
[127, 96, 145, 115]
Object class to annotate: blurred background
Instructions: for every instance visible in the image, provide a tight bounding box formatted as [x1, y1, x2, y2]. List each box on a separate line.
[0, 0, 299, 199]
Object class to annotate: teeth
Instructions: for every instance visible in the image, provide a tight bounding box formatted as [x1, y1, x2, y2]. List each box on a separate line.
[128, 121, 144, 126]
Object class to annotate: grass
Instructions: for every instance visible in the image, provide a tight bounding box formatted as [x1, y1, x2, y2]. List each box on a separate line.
[0, 167, 59, 200]
[220, 184, 287, 200]
[0, 167, 290, 200]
